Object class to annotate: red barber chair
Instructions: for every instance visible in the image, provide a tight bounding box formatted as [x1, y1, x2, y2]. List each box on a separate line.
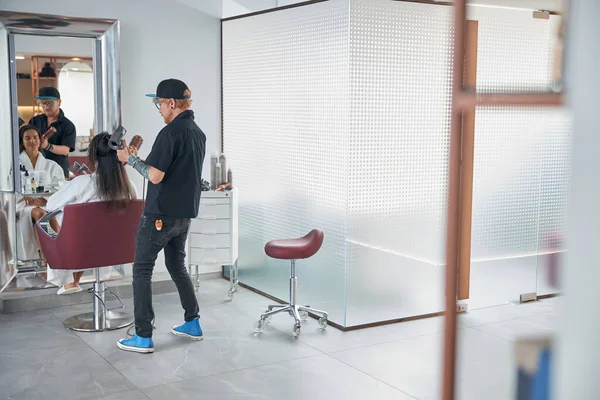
[36, 200, 143, 332]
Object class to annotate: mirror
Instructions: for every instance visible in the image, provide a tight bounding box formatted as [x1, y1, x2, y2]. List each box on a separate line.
[0, 11, 121, 292]
[14, 36, 95, 270]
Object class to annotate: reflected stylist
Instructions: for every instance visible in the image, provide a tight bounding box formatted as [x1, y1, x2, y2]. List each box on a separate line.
[116, 79, 206, 353]
[28, 87, 76, 178]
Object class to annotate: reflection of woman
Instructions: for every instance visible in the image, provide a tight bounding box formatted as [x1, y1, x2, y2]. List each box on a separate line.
[16, 125, 65, 262]
[46, 132, 138, 295]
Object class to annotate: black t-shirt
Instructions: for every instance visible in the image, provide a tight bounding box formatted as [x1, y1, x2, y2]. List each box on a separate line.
[144, 110, 206, 218]
[28, 109, 76, 178]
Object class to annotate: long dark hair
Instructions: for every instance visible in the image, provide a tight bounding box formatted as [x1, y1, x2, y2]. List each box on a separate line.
[19, 125, 42, 153]
[88, 132, 135, 209]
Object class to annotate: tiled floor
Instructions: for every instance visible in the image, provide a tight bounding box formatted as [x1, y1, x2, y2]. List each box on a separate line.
[0, 279, 557, 400]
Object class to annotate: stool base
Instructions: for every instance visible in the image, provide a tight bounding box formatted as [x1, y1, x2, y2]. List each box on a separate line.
[255, 304, 328, 337]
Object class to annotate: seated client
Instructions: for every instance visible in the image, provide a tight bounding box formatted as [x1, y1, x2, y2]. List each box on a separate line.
[16, 125, 65, 262]
[45, 132, 138, 295]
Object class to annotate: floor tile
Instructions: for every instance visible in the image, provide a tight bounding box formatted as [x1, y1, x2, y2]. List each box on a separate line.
[0, 346, 136, 400]
[77, 303, 321, 389]
[331, 327, 515, 400]
[0, 313, 84, 354]
[91, 389, 150, 400]
[459, 298, 556, 327]
[144, 354, 416, 400]
[0, 308, 58, 325]
[472, 313, 556, 342]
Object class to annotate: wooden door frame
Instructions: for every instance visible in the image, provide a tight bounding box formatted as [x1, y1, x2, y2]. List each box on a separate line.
[457, 20, 478, 300]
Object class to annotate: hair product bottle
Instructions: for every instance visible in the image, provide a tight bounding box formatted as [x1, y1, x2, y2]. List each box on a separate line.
[227, 168, 232, 185]
[210, 153, 218, 190]
[215, 162, 222, 188]
[219, 153, 227, 185]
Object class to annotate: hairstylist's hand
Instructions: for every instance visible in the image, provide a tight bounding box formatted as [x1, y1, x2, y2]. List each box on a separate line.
[40, 136, 49, 150]
[117, 140, 132, 164]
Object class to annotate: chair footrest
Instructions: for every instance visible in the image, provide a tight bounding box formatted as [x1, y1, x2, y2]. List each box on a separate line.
[64, 311, 133, 332]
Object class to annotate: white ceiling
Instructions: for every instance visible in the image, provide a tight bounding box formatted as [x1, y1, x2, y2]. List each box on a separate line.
[177, 0, 564, 19]
[469, 0, 563, 11]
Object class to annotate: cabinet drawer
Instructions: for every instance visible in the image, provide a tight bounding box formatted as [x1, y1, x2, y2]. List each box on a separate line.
[200, 197, 230, 206]
[189, 248, 231, 264]
[190, 218, 230, 234]
[190, 233, 230, 249]
[198, 204, 230, 219]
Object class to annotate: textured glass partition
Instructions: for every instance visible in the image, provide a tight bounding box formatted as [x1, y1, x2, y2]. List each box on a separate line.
[536, 109, 571, 296]
[345, 0, 453, 325]
[223, 0, 454, 327]
[223, 0, 351, 324]
[468, 7, 559, 93]
[468, 6, 570, 308]
[223, 0, 571, 326]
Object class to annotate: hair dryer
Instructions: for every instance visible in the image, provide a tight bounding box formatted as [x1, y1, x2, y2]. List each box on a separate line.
[108, 125, 127, 150]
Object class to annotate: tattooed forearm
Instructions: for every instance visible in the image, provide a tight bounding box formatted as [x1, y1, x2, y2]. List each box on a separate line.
[128, 155, 150, 180]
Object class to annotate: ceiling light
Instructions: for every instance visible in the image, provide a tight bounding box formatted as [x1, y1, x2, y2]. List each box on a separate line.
[72, 68, 79, 71]
[15, 55, 24, 60]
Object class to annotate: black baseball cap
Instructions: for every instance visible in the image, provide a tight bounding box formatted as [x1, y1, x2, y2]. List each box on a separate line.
[35, 86, 60, 100]
[145, 78, 190, 100]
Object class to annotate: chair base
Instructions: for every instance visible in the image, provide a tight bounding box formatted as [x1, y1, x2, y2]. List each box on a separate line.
[64, 311, 134, 332]
[256, 304, 328, 337]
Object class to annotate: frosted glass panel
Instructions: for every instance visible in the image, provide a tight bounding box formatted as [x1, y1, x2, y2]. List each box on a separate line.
[467, 7, 560, 93]
[223, 0, 571, 325]
[223, 0, 350, 324]
[469, 107, 571, 307]
[468, 6, 570, 308]
[537, 109, 571, 296]
[345, 0, 453, 325]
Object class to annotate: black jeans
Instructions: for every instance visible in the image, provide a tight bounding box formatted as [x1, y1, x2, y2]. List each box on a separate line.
[133, 214, 199, 338]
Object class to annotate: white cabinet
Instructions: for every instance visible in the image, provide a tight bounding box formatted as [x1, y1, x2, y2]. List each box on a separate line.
[187, 189, 238, 296]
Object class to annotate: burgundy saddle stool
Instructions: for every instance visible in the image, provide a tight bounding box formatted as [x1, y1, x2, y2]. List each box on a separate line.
[253, 229, 328, 337]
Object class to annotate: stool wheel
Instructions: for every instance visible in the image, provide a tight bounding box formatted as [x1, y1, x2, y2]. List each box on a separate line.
[254, 320, 264, 333]
[318, 317, 328, 329]
[299, 310, 309, 320]
[292, 323, 301, 337]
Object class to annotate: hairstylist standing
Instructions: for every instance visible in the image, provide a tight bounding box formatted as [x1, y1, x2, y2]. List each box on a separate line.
[116, 79, 206, 353]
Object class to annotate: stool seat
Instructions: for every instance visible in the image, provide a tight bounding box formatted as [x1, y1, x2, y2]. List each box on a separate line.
[264, 229, 324, 260]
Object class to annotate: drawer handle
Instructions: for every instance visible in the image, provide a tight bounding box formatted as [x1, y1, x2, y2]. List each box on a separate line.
[201, 215, 217, 220]
[202, 201, 217, 205]
[201, 230, 217, 235]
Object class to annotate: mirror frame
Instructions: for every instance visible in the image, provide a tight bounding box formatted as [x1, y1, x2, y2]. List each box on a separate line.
[0, 11, 121, 292]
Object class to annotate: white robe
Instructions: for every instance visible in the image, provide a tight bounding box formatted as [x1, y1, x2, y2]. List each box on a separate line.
[16, 152, 65, 261]
[45, 173, 139, 287]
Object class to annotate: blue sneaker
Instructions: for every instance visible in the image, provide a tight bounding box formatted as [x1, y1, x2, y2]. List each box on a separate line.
[117, 335, 154, 353]
[171, 318, 204, 341]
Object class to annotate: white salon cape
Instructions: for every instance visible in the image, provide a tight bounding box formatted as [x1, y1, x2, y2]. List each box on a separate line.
[16, 151, 65, 261]
[44, 173, 139, 287]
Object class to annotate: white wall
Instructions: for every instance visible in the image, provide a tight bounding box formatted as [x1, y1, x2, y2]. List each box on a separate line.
[14, 34, 93, 57]
[0, 0, 221, 273]
[59, 64, 95, 138]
